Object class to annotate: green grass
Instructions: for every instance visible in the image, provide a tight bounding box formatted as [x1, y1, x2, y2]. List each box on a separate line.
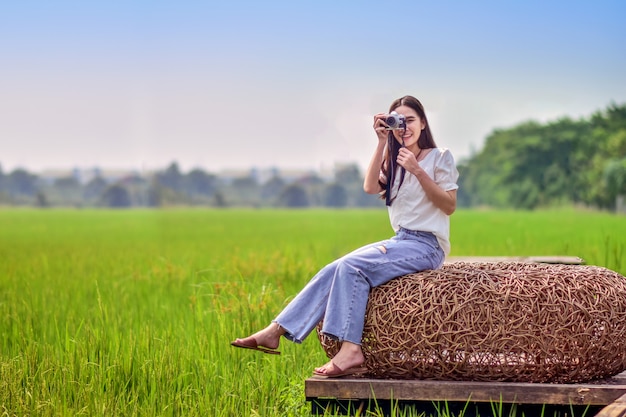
[0, 208, 624, 416]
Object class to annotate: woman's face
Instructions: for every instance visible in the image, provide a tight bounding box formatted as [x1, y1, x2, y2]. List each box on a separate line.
[391, 105, 425, 149]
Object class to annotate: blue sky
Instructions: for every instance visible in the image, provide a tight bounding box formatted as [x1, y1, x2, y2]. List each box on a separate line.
[1, 0, 625, 174]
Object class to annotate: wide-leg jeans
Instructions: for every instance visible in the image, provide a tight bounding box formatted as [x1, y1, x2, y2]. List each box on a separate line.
[274, 228, 444, 345]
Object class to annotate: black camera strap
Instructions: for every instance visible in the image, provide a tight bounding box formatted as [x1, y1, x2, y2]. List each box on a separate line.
[385, 127, 407, 206]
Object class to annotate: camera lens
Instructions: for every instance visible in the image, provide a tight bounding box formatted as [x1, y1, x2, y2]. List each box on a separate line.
[385, 115, 397, 126]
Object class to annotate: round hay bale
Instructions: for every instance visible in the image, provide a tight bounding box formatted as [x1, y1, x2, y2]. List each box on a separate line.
[317, 262, 626, 383]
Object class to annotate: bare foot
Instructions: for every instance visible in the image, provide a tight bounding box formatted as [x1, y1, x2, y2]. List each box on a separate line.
[314, 341, 365, 375]
[233, 322, 285, 350]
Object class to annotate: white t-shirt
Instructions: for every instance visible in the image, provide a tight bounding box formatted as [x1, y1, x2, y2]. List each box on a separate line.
[386, 147, 459, 255]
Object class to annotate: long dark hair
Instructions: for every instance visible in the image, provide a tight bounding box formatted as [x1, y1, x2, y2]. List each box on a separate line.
[379, 96, 437, 205]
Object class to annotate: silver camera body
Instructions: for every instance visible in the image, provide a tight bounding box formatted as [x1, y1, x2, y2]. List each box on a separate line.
[384, 111, 406, 130]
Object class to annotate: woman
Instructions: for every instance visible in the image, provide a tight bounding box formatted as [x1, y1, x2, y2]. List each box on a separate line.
[231, 95, 459, 378]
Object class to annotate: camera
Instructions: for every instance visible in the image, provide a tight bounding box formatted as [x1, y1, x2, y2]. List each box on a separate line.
[384, 112, 406, 130]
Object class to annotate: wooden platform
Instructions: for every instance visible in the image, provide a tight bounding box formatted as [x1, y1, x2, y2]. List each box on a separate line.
[445, 255, 585, 265]
[305, 371, 626, 416]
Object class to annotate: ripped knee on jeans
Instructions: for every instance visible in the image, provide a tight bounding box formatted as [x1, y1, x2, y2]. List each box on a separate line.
[376, 245, 387, 254]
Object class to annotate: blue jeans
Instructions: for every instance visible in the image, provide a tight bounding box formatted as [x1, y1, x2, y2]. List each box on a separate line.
[274, 228, 444, 345]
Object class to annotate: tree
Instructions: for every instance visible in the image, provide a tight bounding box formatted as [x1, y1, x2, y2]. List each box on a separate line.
[101, 184, 132, 208]
[277, 184, 309, 207]
[36, 191, 49, 208]
[213, 191, 227, 207]
[155, 162, 183, 191]
[184, 168, 217, 197]
[458, 102, 626, 209]
[603, 158, 626, 211]
[7, 168, 38, 196]
[323, 183, 348, 207]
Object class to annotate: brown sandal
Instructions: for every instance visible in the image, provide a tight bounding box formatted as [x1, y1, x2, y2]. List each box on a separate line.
[230, 337, 281, 355]
[313, 361, 366, 378]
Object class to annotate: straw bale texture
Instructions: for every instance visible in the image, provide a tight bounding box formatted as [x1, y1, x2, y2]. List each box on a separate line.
[317, 262, 626, 383]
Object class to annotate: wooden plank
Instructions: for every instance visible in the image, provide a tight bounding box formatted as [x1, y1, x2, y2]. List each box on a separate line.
[595, 393, 626, 417]
[445, 256, 585, 264]
[305, 372, 626, 406]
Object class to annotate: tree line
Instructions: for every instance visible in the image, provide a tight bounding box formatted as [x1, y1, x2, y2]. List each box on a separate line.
[457, 102, 626, 210]
[1, 102, 624, 210]
[0, 162, 382, 208]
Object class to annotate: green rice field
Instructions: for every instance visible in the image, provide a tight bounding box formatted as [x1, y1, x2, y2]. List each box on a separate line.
[0, 208, 624, 416]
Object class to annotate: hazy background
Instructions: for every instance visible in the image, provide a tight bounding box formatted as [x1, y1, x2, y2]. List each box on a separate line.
[1, 0, 625, 174]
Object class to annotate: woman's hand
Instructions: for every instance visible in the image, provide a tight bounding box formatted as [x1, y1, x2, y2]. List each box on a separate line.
[397, 147, 420, 172]
[364, 113, 390, 194]
[373, 113, 389, 142]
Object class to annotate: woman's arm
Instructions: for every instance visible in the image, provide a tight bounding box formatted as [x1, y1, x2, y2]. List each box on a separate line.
[415, 173, 457, 215]
[363, 113, 391, 195]
[363, 140, 386, 194]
